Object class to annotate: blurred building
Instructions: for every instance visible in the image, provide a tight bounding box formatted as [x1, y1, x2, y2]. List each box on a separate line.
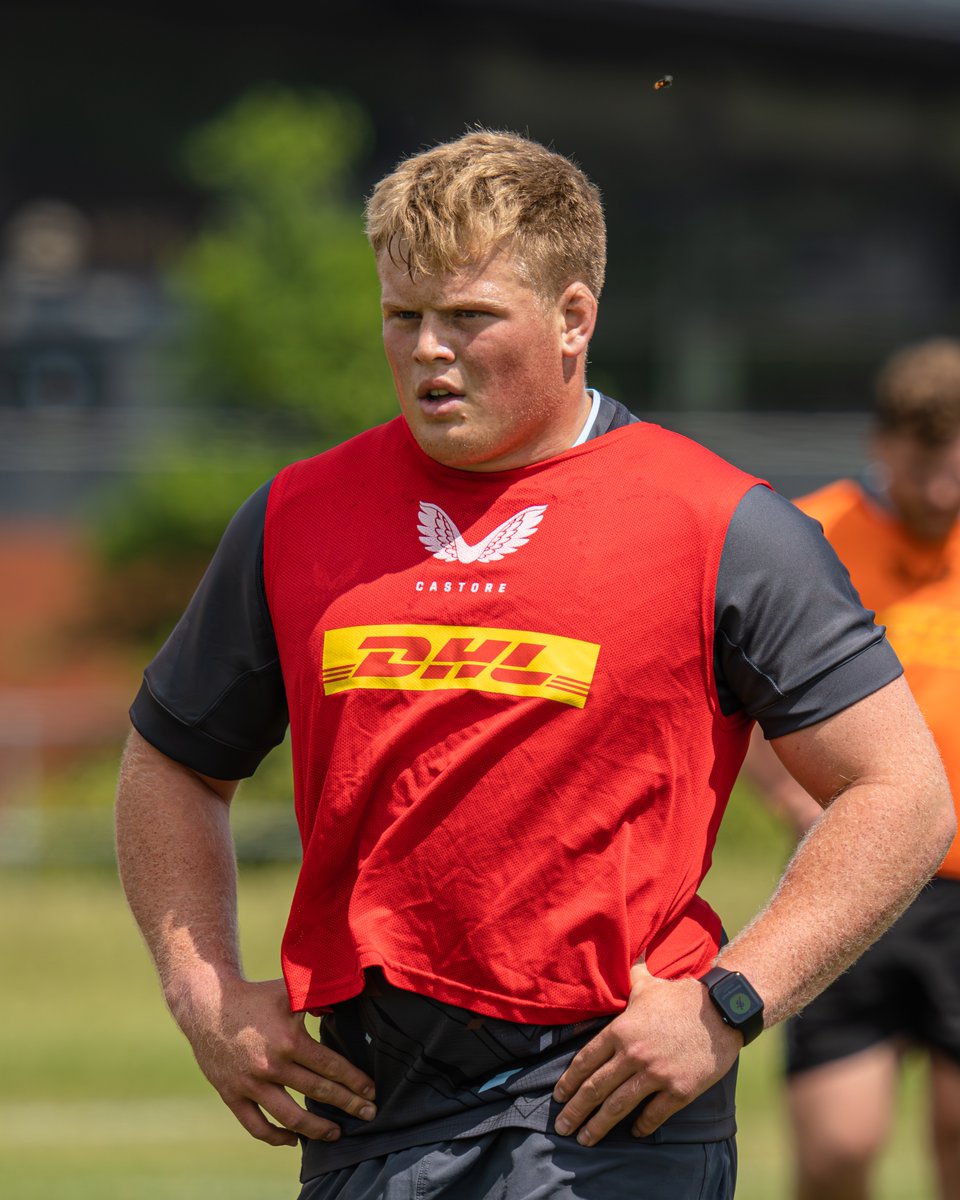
[0, 200, 172, 516]
[3, 0, 960, 504]
[3, 0, 960, 818]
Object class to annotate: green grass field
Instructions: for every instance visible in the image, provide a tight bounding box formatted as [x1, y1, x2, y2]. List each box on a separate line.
[0, 788, 938, 1198]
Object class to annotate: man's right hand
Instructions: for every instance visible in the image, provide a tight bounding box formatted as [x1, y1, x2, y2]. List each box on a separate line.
[172, 975, 377, 1147]
[115, 735, 377, 1147]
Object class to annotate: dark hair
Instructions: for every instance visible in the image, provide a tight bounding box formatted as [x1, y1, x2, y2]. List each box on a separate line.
[875, 338, 960, 446]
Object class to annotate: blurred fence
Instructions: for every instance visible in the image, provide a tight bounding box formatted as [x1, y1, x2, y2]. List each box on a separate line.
[640, 409, 871, 499]
[0, 686, 130, 809]
[0, 403, 280, 516]
[0, 685, 300, 869]
[0, 800, 300, 870]
[0, 403, 872, 508]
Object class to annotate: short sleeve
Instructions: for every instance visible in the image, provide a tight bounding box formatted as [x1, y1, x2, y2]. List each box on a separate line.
[129, 480, 289, 778]
[715, 485, 903, 738]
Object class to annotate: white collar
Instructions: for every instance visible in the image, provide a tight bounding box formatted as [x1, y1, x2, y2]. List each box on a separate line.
[571, 388, 602, 447]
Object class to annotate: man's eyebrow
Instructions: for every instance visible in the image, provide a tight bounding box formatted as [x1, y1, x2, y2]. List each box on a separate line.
[441, 294, 508, 312]
[382, 296, 504, 313]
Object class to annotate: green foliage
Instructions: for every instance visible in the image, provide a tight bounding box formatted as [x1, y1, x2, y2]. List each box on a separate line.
[90, 454, 285, 644]
[91, 86, 394, 640]
[95, 460, 275, 568]
[31, 737, 294, 816]
[171, 86, 393, 439]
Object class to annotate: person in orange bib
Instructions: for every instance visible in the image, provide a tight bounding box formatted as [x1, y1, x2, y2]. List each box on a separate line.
[744, 338, 960, 1200]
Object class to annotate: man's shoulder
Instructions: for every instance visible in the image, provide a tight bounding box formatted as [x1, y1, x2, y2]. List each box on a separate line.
[274, 418, 406, 494]
[627, 420, 763, 493]
[585, 421, 763, 542]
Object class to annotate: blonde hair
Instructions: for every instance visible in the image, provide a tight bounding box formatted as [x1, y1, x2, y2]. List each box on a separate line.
[875, 338, 960, 446]
[365, 129, 606, 299]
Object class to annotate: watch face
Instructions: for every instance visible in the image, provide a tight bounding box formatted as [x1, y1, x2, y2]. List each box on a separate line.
[713, 973, 763, 1022]
[729, 990, 754, 1017]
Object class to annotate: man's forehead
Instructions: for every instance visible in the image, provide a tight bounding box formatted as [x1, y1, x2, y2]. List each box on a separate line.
[377, 248, 533, 302]
[877, 430, 960, 467]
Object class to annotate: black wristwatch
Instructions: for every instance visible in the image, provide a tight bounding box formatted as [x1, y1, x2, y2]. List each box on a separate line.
[698, 966, 765, 1045]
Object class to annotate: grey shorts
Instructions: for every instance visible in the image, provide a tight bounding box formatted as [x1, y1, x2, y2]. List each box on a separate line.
[297, 1127, 737, 1200]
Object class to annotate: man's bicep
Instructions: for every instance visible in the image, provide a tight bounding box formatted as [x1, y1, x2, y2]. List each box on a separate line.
[767, 675, 941, 806]
[120, 727, 242, 805]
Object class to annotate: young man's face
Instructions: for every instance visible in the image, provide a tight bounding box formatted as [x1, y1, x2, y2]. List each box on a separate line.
[874, 431, 960, 542]
[378, 248, 591, 472]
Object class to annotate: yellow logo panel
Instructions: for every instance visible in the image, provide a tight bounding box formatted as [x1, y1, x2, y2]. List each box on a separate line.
[323, 624, 601, 708]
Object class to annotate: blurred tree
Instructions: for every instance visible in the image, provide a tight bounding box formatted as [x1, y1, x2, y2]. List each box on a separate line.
[172, 86, 391, 437]
[93, 459, 276, 645]
[92, 87, 391, 646]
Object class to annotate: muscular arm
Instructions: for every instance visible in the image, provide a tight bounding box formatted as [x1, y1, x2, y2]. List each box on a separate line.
[554, 676, 954, 1145]
[115, 730, 377, 1147]
[741, 724, 823, 836]
[721, 675, 952, 1018]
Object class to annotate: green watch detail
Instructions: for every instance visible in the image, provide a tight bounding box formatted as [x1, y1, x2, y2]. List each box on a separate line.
[698, 966, 765, 1045]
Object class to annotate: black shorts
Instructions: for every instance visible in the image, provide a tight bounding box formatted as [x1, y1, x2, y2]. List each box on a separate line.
[302, 968, 737, 1177]
[298, 1128, 737, 1200]
[786, 876, 960, 1076]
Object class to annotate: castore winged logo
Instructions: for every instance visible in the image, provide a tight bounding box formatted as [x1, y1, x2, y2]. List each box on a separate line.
[417, 502, 548, 564]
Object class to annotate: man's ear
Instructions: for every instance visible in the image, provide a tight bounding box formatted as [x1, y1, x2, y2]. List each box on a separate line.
[559, 282, 598, 358]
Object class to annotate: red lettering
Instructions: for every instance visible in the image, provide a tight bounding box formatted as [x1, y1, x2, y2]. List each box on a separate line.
[489, 642, 551, 686]
[421, 637, 511, 681]
[353, 636, 432, 678]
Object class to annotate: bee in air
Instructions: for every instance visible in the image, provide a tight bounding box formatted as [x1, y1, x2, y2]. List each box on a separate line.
[653, 75, 673, 90]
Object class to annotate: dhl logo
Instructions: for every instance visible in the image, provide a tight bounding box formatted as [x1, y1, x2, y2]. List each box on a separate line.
[322, 624, 601, 708]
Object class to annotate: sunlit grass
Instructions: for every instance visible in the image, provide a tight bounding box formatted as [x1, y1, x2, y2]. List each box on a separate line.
[0, 784, 939, 1198]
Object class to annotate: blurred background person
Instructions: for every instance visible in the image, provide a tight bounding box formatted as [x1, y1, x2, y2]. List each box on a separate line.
[743, 337, 960, 1200]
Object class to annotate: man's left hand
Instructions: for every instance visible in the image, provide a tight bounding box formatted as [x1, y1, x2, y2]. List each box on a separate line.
[552, 959, 743, 1145]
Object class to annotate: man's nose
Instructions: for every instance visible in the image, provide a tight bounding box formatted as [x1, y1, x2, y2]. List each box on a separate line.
[413, 317, 455, 363]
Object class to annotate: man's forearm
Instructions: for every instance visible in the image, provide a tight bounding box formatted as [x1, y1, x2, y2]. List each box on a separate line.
[115, 730, 244, 1019]
[719, 745, 954, 1026]
[115, 729, 379, 1145]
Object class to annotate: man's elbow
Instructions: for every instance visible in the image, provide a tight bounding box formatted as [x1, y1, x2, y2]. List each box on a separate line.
[922, 767, 957, 875]
[932, 792, 957, 869]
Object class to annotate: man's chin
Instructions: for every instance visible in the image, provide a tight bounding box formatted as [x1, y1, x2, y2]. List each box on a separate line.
[904, 513, 959, 543]
[411, 426, 521, 473]
[410, 422, 479, 467]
